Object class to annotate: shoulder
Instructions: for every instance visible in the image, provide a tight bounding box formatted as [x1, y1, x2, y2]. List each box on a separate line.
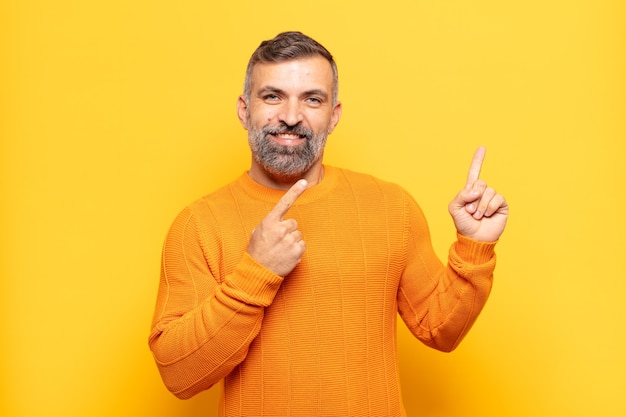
[168, 178, 241, 232]
[332, 166, 412, 200]
[331, 167, 426, 222]
[186, 176, 246, 213]
[165, 178, 247, 249]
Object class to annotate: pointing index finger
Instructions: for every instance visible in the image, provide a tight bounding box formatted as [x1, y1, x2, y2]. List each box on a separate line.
[269, 179, 308, 220]
[466, 146, 486, 187]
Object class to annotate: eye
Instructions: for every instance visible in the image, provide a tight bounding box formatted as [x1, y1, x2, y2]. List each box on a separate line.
[306, 96, 323, 106]
[263, 94, 280, 103]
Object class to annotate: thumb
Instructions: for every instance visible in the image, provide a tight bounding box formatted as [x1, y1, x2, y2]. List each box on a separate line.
[450, 188, 479, 211]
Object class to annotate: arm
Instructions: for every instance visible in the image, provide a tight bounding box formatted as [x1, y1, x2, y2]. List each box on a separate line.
[397, 198, 496, 352]
[148, 180, 308, 399]
[148, 207, 284, 399]
[398, 147, 507, 351]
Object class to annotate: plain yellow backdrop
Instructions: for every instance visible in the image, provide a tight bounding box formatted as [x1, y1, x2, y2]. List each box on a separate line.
[2, 0, 624, 416]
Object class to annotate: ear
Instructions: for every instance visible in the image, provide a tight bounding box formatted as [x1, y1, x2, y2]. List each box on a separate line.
[327, 101, 342, 134]
[236, 95, 249, 130]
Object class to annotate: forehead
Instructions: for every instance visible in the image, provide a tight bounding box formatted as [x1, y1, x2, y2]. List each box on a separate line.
[249, 56, 334, 93]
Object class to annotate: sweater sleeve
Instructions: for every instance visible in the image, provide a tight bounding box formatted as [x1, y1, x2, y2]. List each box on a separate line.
[148, 207, 284, 399]
[397, 194, 496, 352]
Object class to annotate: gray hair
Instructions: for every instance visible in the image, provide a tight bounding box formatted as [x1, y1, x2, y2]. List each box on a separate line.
[243, 31, 339, 106]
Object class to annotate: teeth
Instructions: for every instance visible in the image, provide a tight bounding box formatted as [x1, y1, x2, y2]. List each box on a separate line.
[277, 133, 301, 139]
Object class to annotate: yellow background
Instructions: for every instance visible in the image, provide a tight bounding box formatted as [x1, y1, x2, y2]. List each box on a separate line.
[2, 0, 624, 416]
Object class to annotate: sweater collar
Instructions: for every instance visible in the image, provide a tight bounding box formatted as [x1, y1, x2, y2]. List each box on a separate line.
[235, 165, 339, 205]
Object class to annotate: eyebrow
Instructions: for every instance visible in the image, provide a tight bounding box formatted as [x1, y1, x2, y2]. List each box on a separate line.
[256, 86, 284, 97]
[257, 86, 329, 101]
[303, 89, 329, 100]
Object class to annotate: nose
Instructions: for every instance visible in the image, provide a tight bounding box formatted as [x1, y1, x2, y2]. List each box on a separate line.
[278, 99, 303, 127]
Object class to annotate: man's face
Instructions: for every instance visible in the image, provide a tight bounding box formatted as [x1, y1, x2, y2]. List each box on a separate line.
[238, 56, 342, 181]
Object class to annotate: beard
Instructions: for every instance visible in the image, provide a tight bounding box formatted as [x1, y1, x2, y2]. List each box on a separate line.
[247, 120, 329, 180]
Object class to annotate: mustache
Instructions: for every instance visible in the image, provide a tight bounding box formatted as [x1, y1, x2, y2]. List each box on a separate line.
[262, 123, 313, 140]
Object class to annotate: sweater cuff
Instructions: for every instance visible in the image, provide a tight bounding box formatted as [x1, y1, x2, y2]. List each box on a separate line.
[453, 233, 497, 264]
[225, 252, 284, 307]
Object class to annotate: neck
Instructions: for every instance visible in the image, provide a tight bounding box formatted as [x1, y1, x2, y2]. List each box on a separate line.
[248, 161, 325, 190]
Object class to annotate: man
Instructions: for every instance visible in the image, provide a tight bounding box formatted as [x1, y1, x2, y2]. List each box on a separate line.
[149, 31, 508, 416]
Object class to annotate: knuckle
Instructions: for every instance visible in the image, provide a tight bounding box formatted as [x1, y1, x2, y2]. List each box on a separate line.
[275, 224, 289, 237]
[284, 219, 297, 231]
[475, 179, 487, 188]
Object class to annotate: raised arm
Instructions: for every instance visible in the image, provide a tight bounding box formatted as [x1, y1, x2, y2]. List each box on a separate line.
[398, 148, 507, 351]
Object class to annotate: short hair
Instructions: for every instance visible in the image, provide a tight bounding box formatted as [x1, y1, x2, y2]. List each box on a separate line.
[243, 31, 339, 105]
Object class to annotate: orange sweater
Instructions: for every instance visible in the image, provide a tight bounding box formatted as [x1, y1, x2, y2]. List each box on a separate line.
[149, 166, 497, 416]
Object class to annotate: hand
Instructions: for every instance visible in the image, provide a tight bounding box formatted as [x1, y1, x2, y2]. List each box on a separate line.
[448, 147, 508, 242]
[247, 179, 308, 276]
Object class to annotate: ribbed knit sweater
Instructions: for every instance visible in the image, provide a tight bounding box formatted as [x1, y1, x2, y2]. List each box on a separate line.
[149, 166, 497, 416]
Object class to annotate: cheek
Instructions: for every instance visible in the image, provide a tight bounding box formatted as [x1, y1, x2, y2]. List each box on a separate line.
[248, 103, 276, 125]
[255, 109, 276, 124]
[312, 113, 333, 132]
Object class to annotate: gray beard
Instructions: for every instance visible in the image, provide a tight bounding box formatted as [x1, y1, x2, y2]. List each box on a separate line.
[248, 122, 329, 180]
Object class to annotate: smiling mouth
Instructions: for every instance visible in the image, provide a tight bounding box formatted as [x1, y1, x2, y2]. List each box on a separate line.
[268, 132, 308, 146]
[274, 132, 305, 140]
[262, 123, 312, 145]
